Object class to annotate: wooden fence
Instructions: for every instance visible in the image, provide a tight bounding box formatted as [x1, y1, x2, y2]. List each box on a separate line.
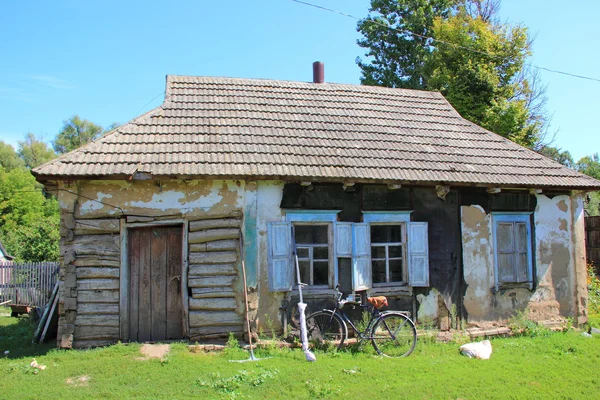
[0, 262, 60, 308]
[586, 216, 600, 269]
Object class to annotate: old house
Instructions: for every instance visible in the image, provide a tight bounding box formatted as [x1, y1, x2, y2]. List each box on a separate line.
[33, 64, 600, 348]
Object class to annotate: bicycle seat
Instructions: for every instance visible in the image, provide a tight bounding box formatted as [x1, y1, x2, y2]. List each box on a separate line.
[367, 296, 388, 309]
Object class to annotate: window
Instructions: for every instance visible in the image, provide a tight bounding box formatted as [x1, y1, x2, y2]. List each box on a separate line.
[267, 211, 337, 292]
[493, 214, 533, 289]
[267, 211, 430, 293]
[294, 224, 330, 286]
[371, 224, 404, 284]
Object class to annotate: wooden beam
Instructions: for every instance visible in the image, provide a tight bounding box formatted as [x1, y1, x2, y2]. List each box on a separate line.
[189, 251, 237, 264]
[191, 287, 236, 299]
[76, 267, 119, 279]
[189, 264, 237, 277]
[188, 228, 239, 244]
[76, 278, 119, 291]
[189, 298, 236, 311]
[76, 314, 120, 327]
[189, 311, 243, 327]
[189, 218, 241, 232]
[188, 276, 236, 288]
[78, 289, 119, 303]
[77, 302, 119, 315]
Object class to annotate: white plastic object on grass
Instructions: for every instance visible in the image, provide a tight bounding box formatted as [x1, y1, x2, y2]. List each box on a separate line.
[297, 302, 317, 362]
[459, 340, 492, 359]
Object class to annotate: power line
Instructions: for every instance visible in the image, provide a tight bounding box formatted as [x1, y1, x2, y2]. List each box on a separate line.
[136, 91, 165, 115]
[290, 0, 600, 83]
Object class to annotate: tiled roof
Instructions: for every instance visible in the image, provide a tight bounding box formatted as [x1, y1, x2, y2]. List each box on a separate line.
[33, 75, 600, 189]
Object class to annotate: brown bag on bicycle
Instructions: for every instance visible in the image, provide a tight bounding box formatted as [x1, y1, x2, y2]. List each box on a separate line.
[367, 296, 388, 309]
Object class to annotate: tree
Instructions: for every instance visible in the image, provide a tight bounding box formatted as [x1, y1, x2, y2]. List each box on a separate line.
[356, 0, 548, 148]
[537, 146, 574, 169]
[0, 166, 59, 261]
[53, 115, 104, 154]
[426, 7, 537, 147]
[18, 133, 56, 169]
[0, 141, 24, 171]
[573, 154, 600, 216]
[357, 0, 457, 89]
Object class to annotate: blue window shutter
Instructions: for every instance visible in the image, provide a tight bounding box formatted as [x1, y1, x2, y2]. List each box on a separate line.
[408, 222, 430, 287]
[268, 222, 293, 292]
[352, 223, 372, 291]
[335, 222, 352, 258]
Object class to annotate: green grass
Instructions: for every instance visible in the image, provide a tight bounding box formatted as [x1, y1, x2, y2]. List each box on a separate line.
[1, 313, 600, 399]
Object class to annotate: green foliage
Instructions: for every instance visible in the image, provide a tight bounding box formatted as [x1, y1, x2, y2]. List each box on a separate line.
[357, 0, 457, 89]
[53, 115, 104, 154]
[538, 146, 574, 169]
[0, 167, 59, 261]
[0, 142, 24, 171]
[587, 263, 600, 317]
[2, 311, 600, 400]
[508, 310, 552, 338]
[226, 332, 240, 349]
[576, 153, 600, 180]
[357, 0, 546, 148]
[17, 134, 56, 169]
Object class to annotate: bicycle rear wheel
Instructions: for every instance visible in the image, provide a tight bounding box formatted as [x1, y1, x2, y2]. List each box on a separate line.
[371, 312, 417, 357]
[305, 310, 347, 349]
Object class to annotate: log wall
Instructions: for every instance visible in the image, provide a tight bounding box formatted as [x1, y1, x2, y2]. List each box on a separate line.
[187, 216, 244, 340]
[58, 212, 121, 349]
[55, 180, 248, 348]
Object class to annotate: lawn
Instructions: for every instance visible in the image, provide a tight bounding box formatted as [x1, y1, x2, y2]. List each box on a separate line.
[1, 309, 599, 399]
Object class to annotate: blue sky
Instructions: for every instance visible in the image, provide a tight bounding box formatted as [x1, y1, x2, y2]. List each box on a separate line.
[1, 0, 598, 162]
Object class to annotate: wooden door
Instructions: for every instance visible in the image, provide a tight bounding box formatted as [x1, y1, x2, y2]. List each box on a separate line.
[128, 225, 183, 341]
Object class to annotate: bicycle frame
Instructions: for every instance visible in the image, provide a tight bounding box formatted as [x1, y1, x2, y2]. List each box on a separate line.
[335, 303, 383, 341]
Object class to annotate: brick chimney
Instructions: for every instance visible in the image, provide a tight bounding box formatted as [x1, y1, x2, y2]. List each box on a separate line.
[313, 61, 324, 84]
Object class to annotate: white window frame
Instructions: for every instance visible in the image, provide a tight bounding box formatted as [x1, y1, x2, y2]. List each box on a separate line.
[363, 212, 412, 288]
[370, 223, 406, 286]
[285, 210, 339, 289]
[492, 213, 533, 291]
[293, 223, 331, 287]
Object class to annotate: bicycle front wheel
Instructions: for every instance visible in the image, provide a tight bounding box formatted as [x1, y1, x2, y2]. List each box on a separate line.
[305, 310, 347, 349]
[371, 312, 417, 357]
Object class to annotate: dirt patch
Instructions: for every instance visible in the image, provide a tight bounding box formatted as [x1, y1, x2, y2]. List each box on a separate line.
[66, 375, 91, 387]
[137, 344, 170, 360]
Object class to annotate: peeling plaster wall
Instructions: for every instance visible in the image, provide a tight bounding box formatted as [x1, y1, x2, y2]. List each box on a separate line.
[56, 179, 248, 348]
[67, 180, 245, 218]
[461, 194, 585, 323]
[255, 181, 286, 330]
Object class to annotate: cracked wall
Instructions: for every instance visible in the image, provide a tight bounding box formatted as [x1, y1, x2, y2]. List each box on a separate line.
[461, 194, 586, 323]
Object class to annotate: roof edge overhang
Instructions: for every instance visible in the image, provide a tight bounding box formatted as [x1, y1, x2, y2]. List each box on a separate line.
[32, 173, 600, 193]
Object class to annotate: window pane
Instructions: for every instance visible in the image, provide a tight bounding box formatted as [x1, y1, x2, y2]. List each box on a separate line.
[296, 247, 309, 258]
[313, 246, 329, 260]
[515, 223, 528, 253]
[371, 225, 401, 243]
[299, 260, 310, 285]
[295, 225, 328, 244]
[516, 252, 528, 282]
[313, 262, 328, 285]
[389, 259, 403, 282]
[498, 254, 515, 283]
[337, 258, 352, 295]
[372, 260, 386, 283]
[497, 223, 514, 252]
[371, 246, 386, 259]
[389, 245, 403, 258]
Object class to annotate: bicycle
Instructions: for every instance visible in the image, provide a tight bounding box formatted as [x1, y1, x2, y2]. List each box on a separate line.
[304, 287, 417, 357]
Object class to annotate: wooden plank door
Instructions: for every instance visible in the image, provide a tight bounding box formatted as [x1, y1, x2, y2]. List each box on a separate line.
[128, 225, 183, 341]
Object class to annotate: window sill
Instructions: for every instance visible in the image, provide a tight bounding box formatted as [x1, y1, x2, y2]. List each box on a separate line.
[493, 282, 533, 293]
[290, 287, 337, 300]
[370, 285, 412, 297]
